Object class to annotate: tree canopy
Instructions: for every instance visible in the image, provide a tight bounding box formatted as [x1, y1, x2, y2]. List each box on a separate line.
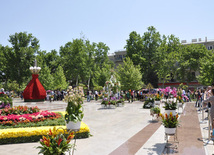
[125, 26, 161, 87]
[117, 57, 143, 90]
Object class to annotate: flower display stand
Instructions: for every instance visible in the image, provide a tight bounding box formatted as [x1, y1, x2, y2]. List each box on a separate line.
[165, 127, 179, 149]
[117, 103, 123, 107]
[57, 126, 80, 155]
[108, 104, 116, 109]
[154, 101, 161, 107]
[101, 104, 107, 108]
[177, 102, 183, 113]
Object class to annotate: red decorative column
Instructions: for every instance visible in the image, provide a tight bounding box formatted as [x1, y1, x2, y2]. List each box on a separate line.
[23, 64, 46, 102]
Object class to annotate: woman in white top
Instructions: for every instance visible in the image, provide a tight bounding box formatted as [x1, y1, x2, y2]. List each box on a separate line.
[203, 88, 214, 129]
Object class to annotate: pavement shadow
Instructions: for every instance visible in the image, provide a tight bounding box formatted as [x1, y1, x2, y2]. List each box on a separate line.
[143, 143, 178, 155]
[97, 107, 115, 110]
[148, 120, 160, 124]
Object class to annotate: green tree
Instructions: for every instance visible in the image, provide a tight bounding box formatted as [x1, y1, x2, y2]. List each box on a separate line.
[84, 40, 96, 89]
[60, 38, 111, 88]
[94, 42, 110, 67]
[0, 45, 6, 82]
[53, 65, 68, 90]
[117, 57, 143, 90]
[91, 42, 111, 88]
[60, 39, 87, 86]
[176, 44, 210, 84]
[156, 35, 180, 87]
[125, 26, 161, 87]
[36, 50, 60, 74]
[197, 53, 214, 85]
[3, 32, 39, 87]
[39, 64, 54, 90]
[93, 63, 112, 87]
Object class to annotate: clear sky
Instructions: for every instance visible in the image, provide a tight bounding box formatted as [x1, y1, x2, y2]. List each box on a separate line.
[0, 0, 213, 54]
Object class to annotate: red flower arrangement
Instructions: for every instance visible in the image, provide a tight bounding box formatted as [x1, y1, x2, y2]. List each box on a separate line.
[37, 127, 75, 155]
[0, 106, 61, 126]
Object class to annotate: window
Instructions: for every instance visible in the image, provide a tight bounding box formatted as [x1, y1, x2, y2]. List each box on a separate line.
[192, 72, 195, 80]
[207, 45, 213, 50]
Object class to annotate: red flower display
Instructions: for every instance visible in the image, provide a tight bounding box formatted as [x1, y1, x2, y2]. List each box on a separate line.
[23, 74, 46, 101]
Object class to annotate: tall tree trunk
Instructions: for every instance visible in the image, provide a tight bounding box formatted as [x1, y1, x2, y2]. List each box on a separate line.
[76, 75, 79, 86]
[162, 79, 165, 88]
[88, 73, 91, 90]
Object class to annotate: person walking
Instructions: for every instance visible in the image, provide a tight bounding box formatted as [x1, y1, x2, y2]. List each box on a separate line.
[126, 91, 130, 103]
[87, 90, 90, 102]
[131, 90, 134, 102]
[202, 88, 214, 130]
[187, 89, 192, 102]
[195, 89, 201, 107]
[95, 90, 98, 101]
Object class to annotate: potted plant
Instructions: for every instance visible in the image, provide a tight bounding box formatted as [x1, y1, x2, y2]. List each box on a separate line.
[177, 96, 183, 105]
[154, 94, 161, 107]
[143, 97, 154, 109]
[64, 86, 84, 130]
[150, 106, 160, 120]
[160, 112, 179, 134]
[164, 100, 177, 115]
[109, 96, 117, 108]
[116, 96, 125, 107]
[37, 127, 75, 155]
[101, 98, 108, 108]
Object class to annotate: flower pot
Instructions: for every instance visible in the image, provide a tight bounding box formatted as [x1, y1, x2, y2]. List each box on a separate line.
[101, 104, 106, 108]
[108, 104, 116, 109]
[165, 110, 176, 116]
[154, 101, 160, 106]
[66, 121, 81, 130]
[177, 102, 183, 107]
[117, 103, 123, 107]
[165, 127, 176, 134]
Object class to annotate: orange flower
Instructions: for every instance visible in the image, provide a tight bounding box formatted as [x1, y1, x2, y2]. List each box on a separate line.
[49, 129, 52, 136]
[66, 132, 74, 144]
[43, 137, 50, 147]
[57, 138, 63, 146]
[67, 132, 74, 140]
[43, 136, 48, 142]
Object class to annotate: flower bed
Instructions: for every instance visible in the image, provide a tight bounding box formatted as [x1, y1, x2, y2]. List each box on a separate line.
[0, 106, 61, 127]
[0, 110, 90, 144]
[0, 106, 39, 115]
[0, 122, 90, 144]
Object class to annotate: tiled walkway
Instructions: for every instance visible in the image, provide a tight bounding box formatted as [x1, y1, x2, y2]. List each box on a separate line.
[163, 102, 206, 155]
[0, 99, 213, 155]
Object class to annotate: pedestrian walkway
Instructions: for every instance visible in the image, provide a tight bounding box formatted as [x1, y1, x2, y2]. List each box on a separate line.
[162, 102, 206, 155]
[0, 99, 213, 155]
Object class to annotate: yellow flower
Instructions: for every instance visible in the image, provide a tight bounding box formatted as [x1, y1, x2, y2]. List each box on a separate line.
[0, 122, 90, 139]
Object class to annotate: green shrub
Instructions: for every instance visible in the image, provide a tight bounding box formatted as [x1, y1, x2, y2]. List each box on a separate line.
[0, 132, 90, 144]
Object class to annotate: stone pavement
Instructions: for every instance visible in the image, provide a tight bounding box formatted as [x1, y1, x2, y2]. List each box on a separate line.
[0, 99, 213, 155]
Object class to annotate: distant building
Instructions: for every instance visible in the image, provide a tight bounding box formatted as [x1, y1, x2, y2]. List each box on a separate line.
[108, 50, 126, 68]
[181, 37, 214, 50]
[109, 37, 214, 88]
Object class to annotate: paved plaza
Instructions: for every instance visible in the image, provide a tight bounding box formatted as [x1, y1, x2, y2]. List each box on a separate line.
[0, 99, 213, 155]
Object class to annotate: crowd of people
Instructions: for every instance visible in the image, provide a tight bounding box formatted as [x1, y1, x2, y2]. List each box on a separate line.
[46, 90, 66, 102]
[199, 84, 214, 130]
